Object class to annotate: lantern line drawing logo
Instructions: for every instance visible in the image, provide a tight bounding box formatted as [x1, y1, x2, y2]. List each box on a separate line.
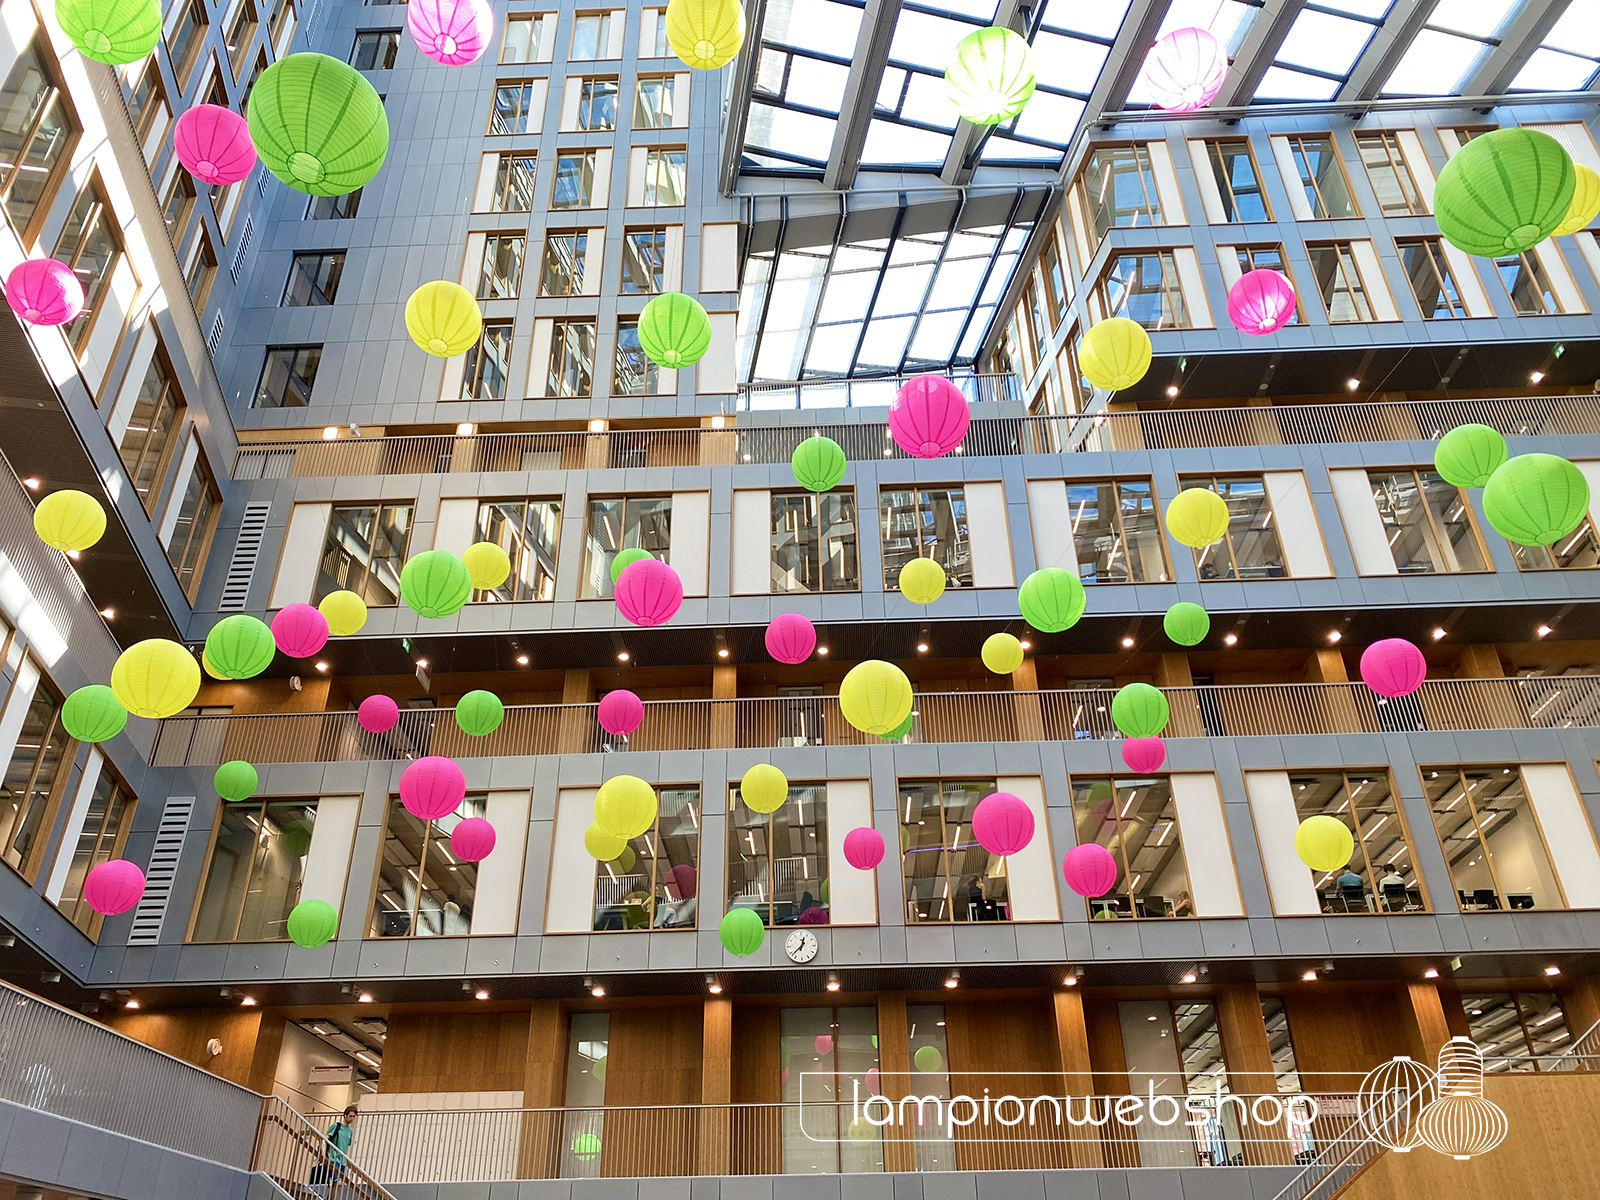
[1359, 1037, 1508, 1160]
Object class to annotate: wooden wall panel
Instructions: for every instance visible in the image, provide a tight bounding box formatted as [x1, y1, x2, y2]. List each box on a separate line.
[944, 995, 1058, 1170]
[106, 1009, 267, 1088]
[730, 1004, 781, 1176]
[601, 1004, 702, 1178]
[380, 1010, 530, 1093]
[1283, 990, 1416, 1091]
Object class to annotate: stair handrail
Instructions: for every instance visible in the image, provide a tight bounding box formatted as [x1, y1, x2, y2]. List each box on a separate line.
[252, 1094, 396, 1200]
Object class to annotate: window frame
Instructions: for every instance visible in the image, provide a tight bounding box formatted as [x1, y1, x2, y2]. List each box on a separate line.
[545, 318, 596, 397]
[0, 663, 74, 883]
[898, 777, 1012, 925]
[471, 498, 562, 602]
[307, 189, 363, 220]
[55, 762, 137, 938]
[580, 494, 672, 599]
[1078, 142, 1165, 245]
[550, 149, 598, 210]
[1362, 466, 1490, 576]
[1283, 768, 1431, 915]
[1062, 476, 1172, 585]
[366, 793, 489, 938]
[725, 781, 831, 927]
[52, 175, 129, 355]
[538, 230, 589, 297]
[186, 235, 218, 311]
[476, 233, 527, 300]
[640, 146, 687, 207]
[576, 76, 620, 131]
[118, 341, 185, 515]
[313, 500, 415, 607]
[1095, 250, 1191, 331]
[349, 28, 402, 70]
[1420, 764, 1572, 913]
[185, 795, 324, 943]
[1305, 241, 1376, 323]
[589, 784, 700, 931]
[500, 12, 553, 64]
[462, 320, 514, 400]
[224, 0, 260, 81]
[878, 485, 972, 592]
[282, 250, 347, 307]
[1284, 134, 1360, 219]
[1395, 237, 1467, 320]
[1510, 513, 1600, 571]
[1353, 130, 1425, 217]
[1230, 245, 1305, 326]
[1179, 473, 1290, 581]
[166, 445, 221, 601]
[767, 489, 860, 594]
[632, 74, 678, 129]
[489, 79, 543, 135]
[487, 152, 536, 213]
[612, 318, 658, 396]
[1203, 138, 1272, 224]
[1494, 249, 1564, 316]
[1070, 774, 1198, 921]
[569, 10, 619, 61]
[254, 344, 323, 408]
[166, 0, 210, 90]
[620, 226, 668, 293]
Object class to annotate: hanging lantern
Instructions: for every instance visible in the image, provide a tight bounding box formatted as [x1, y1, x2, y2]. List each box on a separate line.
[843, 827, 884, 870]
[319, 590, 368, 637]
[214, 760, 259, 803]
[1079, 318, 1152, 391]
[111, 639, 200, 719]
[1018, 567, 1086, 633]
[461, 541, 511, 591]
[971, 792, 1034, 856]
[791, 435, 846, 492]
[585, 822, 627, 861]
[1294, 814, 1354, 872]
[1141, 27, 1227, 113]
[271, 603, 330, 658]
[55, 0, 161, 64]
[879, 710, 914, 742]
[1481, 453, 1590, 545]
[944, 26, 1035, 126]
[667, 863, 697, 898]
[1415, 1039, 1508, 1160]
[405, 280, 482, 357]
[1433, 423, 1507, 489]
[597, 689, 644, 736]
[1121, 736, 1166, 774]
[1163, 602, 1210, 647]
[638, 292, 712, 368]
[572, 1133, 602, 1161]
[1062, 843, 1118, 898]
[455, 689, 505, 736]
[1358, 1057, 1437, 1152]
[203, 615, 274, 680]
[287, 898, 339, 948]
[718, 906, 765, 956]
[1111, 682, 1168, 739]
[1433, 127, 1575, 257]
[407, 0, 493, 65]
[450, 817, 497, 862]
[740, 764, 788, 814]
[33, 489, 105, 552]
[1359, 639, 1427, 698]
[247, 53, 389, 196]
[62, 685, 128, 743]
[665, 0, 745, 69]
[914, 1046, 944, 1073]
[1226, 269, 1296, 335]
[614, 557, 684, 626]
[888, 375, 970, 459]
[6, 258, 85, 326]
[611, 845, 638, 875]
[981, 633, 1023, 674]
[765, 613, 816, 664]
[839, 660, 913, 736]
[358, 694, 399, 733]
[400, 549, 473, 617]
[1553, 164, 1600, 236]
[609, 547, 652, 585]
[172, 104, 257, 186]
[898, 558, 946, 605]
[594, 774, 657, 839]
[83, 859, 145, 915]
[399, 756, 466, 821]
[1166, 488, 1229, 548]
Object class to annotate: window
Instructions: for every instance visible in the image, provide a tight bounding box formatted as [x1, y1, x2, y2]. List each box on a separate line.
[592, 786, 698, 929]
[571, 11, 616, 60]
[369, 794, 485, 936]
[1354, 131, 1424, 216]
[1284, 135, 1358, 218]
[1080, 145, 1164, 243]
[1231, 246, 1302, 325]
[551, 151, 598, 209]
[901, 779, 1008, 923]
[640, 147, 686, 206]
[1097, 252, 1190, 330]
[1065, 479, 1169, 583]
[52, 180, 125, 352]
[186, 238, 217, 309]
[0, 39, 77, 237]
[770, 491, 859, 593]
[1397, 238, 1467, 319]
[904, 1005, 950, 1169]
[642, 8, 669, 56]
[727, 783, 827, 925]
[269, 0, 295, 40]
[1511, 515, 1600, 571]
[1260, 998, 1301, 1093]
[779, 1007, 880, 1172]
[1040, 236, 1067, 325]
[613, 320, 658, 395]
[1289, 771, 1426, 914]
[307, 188, 362, 220]
[1071, 776, 1192, 919]
[255, 345, 322, 407]
[620, 227, 667, 293]
[1306, 242, 1375, 322]
[472, 499, 561, 602]
[166, 450, 219, 598]
[225, 0, 258, 78]
[1460, 993, 1570, 1068]
[1495, 250, 1563, 315]
[1181, 475, 1287, 580]
[581, 496, 670, 598]
[1424, 766, 1562, 912]
[314, 502, 412, 605]
[1366, 469, 1488, 574]
[486, 153, 535, 213]
[490, 81, 541, 134]
[461, 322, 513, 400]
[476, 235, 525, 299]
[161, 171, 195, 247]
[1204, 139, 1270, 222]
[190, 798, 319, 941]
[545, 319, 595, 397]
[879, 488, 970, 591]
[57, 768, 136, 936]
[562, 1011, 608, 1175]
[501, 13, 552, 63]
[0, 673, 71, 877]
[119, 351, 182, 514]
[350, 30, 401, 70]
[283, 251, 345, 306]
[539, 232, 588, 296]
[633, 76, 677, 128]
[125, 63, 166, 146]
[578, 79, 617, 130]
[166, 0, 208, 86]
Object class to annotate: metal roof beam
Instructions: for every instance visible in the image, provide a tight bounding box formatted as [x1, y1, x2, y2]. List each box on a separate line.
[718, 0, 772, 195]
[1461, 0, 1573, 97]
[939, 0, 1030, 185]
[1215, 0, 1308, 108]
[1336, 0, 1439, 103]
[823, 0, 905, 191]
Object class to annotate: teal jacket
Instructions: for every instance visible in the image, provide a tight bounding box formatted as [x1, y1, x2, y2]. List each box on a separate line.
[325, 1119, 354, 1169]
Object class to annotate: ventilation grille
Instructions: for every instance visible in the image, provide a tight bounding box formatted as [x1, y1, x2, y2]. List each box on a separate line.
[217, 502, 272, 611]
[206, 312, 224, 356]
[229, 216, 253, 284]
[305, 0, 324, 40]
[256, 164, 269, 195]
[127, 796, 195, 946]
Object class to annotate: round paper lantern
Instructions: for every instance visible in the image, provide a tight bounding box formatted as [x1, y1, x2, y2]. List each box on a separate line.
[319, 590, 368, 637]
[598, 689, 644, 736]
[595, 775, 657, 840]
[792, 435, 846, 492]
[614, 558, 684, 626]
[638, 292, 712, 368]
[214, 760, 259, 803]
[1435, 128, 1575, 257]
[765, 613, 816, 664]
[405, 280, 482, 357]
[407, 0, 493, 65]
[843, 826, 884, 871]
[718, 906, 765, 957]
[944, 26, 1034, 125]
[62, 686, 128, 743]
[971, 792, 1033, 856]
[1358, 1057, 1437, 1151]
[398, 756, 466, 821]
[1018, 567, 1086, 633]
[814, 1035, 833, 1056]
[1553, 164, 1600, 237]
[247, 53, 389, 196]
[358, 694, 399, 733]
[1121, 736, 1166, 775]
[1166, 488, 1229, 548]
[172, 104, 257, 186]
[461, 541, 511, 591]
[592, 1056, 608, 1084]
[83, 859, 145, 915]
[33, 489, 105, 551]
[1063, 843, 1118, 898]
[888, 375, 970, 459]
[287, 898, 339, 948]
[1111, 682, 1168, 739]
[271, 603, 329, 658]
[981, 632, 1023, 675]
[1359, 639, 1427, 698]
[879, 711, 914, 742]
[865, 1067, 880, 1092]
[1141, 27, 1226, 113]
[611, 845, 637, 874]
[1434, 424, 1507, 489]
[1080, 318, 1152, 391]
[202, 615, 274, 680]
[450, 817, 496, 862]
[1227, 269, 1296, 335]
[839, 659, 913, 736]
[455, 689, 504, 736]
[279, 819, 313, 859]
[741, 763, 788, 814]
[111, 639, 200, 719]
[665, 0, 745, 69]
[1481, 453, 1591, 545]
[1294, 814, 1354, 873]
[572, 1132, 601, 1161]
[610, 548, 652, 585]
[585, 822, 627, 861]
[1416, 1093, 1508, 1160]
[1163, 602, 1209, 647]
[401, 549, 472, 618]
[898, 557, 946, 605]
[55, 0, 160, 64]
[667, 863, 697, 898]
[6, 258, 84, 326]
[914, 1046, 944, 1073]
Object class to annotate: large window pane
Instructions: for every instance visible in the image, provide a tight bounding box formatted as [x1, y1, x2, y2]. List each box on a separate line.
[0, 41, 77, 234]
[592, 787, 699, 929]
[613, 320, 658, 395]
[314, 503, 413, 605]
[879, 488, 970, 590]
[1397, 238, 1466, 318]
[1289, 771, 1426, 914]
[462, 322, 514, 400]
[1071, 776, 1193, 919]
[727, 783, 828, 924]
[0, 677, 69, 873]
[478, 235, 525, 299]
[119, 353, 182, 514]
[1424, 766, 1563, 911]
[368, 795, 485, 937]
[1461, 992, 1570, 1068]
[1185, 475, 1287, 580]
[1367, 469, 1487, 574]
[770, 491, 859, 593]
[52, 181, 124, 351]
[1098, 252, 1190, 330]
[1066, 479, 1169, 583]
[191, 800, 318, 941]
[1306, 243, 1375, 322]
[581, 496, 671, 598]
[473, 499, 560, 601]
[57, 769, 135, 935]
[779, 1006, 880, 1172]
[1286, 135, 1357, 218]
[546, 320, 595, 396]
[1205, 140, 1270, 222]
[1081, 144, 1164, 242]
[900, 779, 1009, 923]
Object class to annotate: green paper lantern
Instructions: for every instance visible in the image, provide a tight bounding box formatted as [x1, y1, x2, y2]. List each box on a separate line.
[1434, 127, 1575, 258]
[286, 898, 338, 948]
[55, 0, 161, 65]
[1111, 682, 1168, 739]
[204, 614, 276, 680]
[592, 1056, 608, 1083]
[637, 292, 712, 369]
[914, 1045, 944, 1073]
[214, 760, 259, 803]
[944, 26, 1035, 126]
[279, 819, 314, 860]
[718, 906, 765, 957]
[247, 53, 389, 196]
[1018, 567, 1086, 633]
[572, 1132, 601, 1161]
[792, 435, 846, 492]
[400, 549, 472, 618]
[878, 711, 914, 742]
[62, 685, 128, 743]
[1481, 453, 1591, 546]
[1163, 602, 1209, 647]
[1434, 424, 1508, 489]
[455, 689, 505, 736]
[610, 548, 652, 585]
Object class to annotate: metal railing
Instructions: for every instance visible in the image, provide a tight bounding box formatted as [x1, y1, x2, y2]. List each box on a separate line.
[1483, 1017, 1600, 1073]
[253, 1096, 395, 1200]
[149, 676, 1600, 767]
[738, 371, 1020, 410]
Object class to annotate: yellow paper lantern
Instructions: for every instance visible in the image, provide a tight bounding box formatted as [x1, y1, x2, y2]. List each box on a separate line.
[318, 589, 368, 636]
[461, 541, 511, 591]
[33, 488, 106, 552]
[665, 0, 745, 70]
[741, 763, 788, 814]
[898, 557, 946, 605]
[594, 774, 657, 840]
[1553, 164, 1600, 236]
[111, 639, 201, 719]
[981, 632, 1024, 674]
[404, 280, 482, 357]
[1294, 814, 1355, 873]
[1166, 488, 1230, 548]
[1079, 317, 1152, 391]
[839, 660, 913, 736]
[584, 822, 627, 862]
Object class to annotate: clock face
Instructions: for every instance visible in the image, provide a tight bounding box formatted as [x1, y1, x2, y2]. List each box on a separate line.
[785, 929, 819, 963]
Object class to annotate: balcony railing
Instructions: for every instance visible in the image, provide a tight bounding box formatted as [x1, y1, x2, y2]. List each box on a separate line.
[149, 675, 1600, 766]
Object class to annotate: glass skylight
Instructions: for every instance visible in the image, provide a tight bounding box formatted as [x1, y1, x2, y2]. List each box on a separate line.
[1510, 0, 1600, 90]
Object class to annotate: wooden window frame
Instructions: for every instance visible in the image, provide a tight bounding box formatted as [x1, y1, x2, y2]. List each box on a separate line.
[52, 173, 130, 355]
[1284, 134, 1361, 219]
[119, 339, 186, 516]
[1395, 237, 1466, 319]
[1353, 129, 1425, 216]
[1305, 241, 1376, 323]
[1204, 138, 1273, 223]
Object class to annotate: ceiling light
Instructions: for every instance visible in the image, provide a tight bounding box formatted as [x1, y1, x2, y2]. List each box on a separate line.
[1302, 970, 1318, 982]
[475, 989, 489, 1000]
[816, 646, 828, 655]
[706, 974, 722, 994]
[617, 651, 630, 661]
[455, 422, 475, 436]
[516, 654, 529, 665]
[99, 607, 114, 620]
[1121, 636, 1134, 648]
[718, 647, 729, 658]
[314, 661, 329, 672]
[1530, 370, 1544, 383]
[1018, 640, 1030, 650]
[585, 977, 605, 997]
[826, 971, 840, 992]
[916, 642, 929, 653]
[240, 996, 257, 1005]
[415, 659, 428, 669]
[1062, 973, 1077, 986]
[944, 969, 960, 989]
[711, 413, 726, 429]
[1537, 624, 1552, 638]
[1166, 385, 1179, 398]
[124, 999, 139, 1008]
[1423, 968, 1438, 979]
[322, 426, 338, 440]
[588, 418, 606, 432]
[1180, 972, 1196, 984]
[1346, 378, 1360, 391]
[21, 477, 38, 490]
[1545, 965, 1561, 976]
[1223, 633, 1237, 646]
[65, 549, 78, 560]
[358, 993, 373, 1003]
[1432, 628, 1446, 641]
[1328, 630, 1342, 643]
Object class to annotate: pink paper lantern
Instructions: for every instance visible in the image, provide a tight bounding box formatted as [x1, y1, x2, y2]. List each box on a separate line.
[407, 0, 494, 66]
[271, 603, 329, 658]
[6, 258, 84, 326]
[359, 694, 400, 733]
[597, 689, 644, 736]
[1142, 27, 1227, 113]
[667, 862, 697, 899]
[1359, 638, 1427, 698]
[450, 816, 496, 862]
[83, 858, 145, 915]
[1121, 736, 1166, 774]
[1062, 843, 1118, 898]
[1227, 269, 1296, 336]
[614, 558, 683, 627]
[814, 1035, 833, 1056]
[888, 375, 971, 459]
[172, 104, 257, 186]
[971, 791, 1034, 856]
[865, 1067, 880, 1092]
[798, 906, 829, 925]
[842, 826, 885, 871]
[765, 613, 817, 664]
[399, 755, 466, 820]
